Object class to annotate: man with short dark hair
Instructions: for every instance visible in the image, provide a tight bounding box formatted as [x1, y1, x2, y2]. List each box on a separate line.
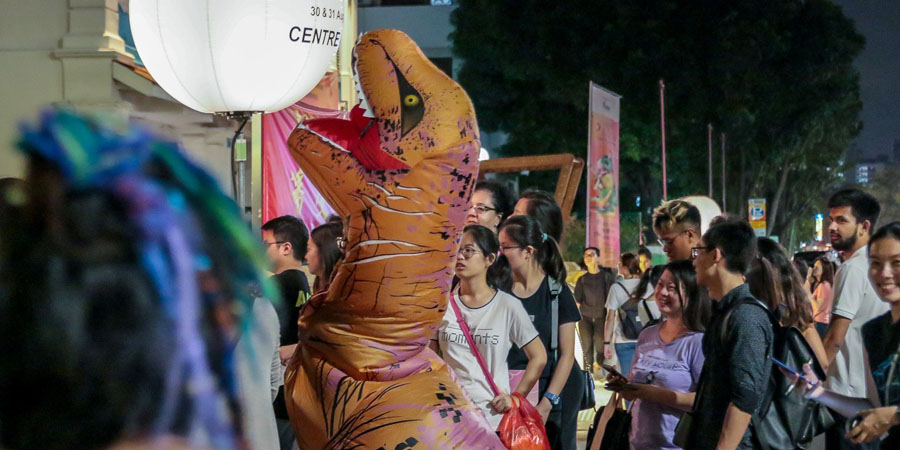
[821, 188, 886, 450]
[652, 199, 703, 261]
[686, 219, 773, 449]
[260, 215, 311, 450]
[574, 246, 615, 373]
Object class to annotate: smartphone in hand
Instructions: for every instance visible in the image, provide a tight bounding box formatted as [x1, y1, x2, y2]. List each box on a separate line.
[601, 363, 626, 381]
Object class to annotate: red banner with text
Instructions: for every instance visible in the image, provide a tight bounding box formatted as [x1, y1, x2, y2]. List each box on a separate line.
[587, 83, 621, 269]
[262, 71, 345, 229]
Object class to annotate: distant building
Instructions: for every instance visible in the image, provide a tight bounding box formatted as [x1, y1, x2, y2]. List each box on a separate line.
[854, 155, 889, 185]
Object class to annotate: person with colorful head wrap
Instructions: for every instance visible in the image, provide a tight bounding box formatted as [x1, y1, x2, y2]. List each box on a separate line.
[0, 109, 279, 450]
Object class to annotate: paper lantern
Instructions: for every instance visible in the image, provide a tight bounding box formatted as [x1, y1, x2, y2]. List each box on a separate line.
[130, 0, 344, 114]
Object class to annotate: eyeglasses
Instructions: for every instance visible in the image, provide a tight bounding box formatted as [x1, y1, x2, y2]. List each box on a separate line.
[500, 245, 523, 253]
[657, 229, 692, 247]
[691, 246, 710, 260]
[263, 241, 286, 247]
[469, 204, 497, 215]
[459, 247, 483, 259]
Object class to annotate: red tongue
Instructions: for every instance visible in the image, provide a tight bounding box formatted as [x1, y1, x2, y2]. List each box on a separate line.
[303, 105, 409, 171]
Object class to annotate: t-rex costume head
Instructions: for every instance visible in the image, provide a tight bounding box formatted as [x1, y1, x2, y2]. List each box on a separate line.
[284, 30, 503, 449]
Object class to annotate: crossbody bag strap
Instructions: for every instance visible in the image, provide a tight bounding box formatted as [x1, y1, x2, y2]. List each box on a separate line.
[448, 293, 501, 397]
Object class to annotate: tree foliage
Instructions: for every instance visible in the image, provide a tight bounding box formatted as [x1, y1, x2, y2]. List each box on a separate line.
[451, 0, 864, 242]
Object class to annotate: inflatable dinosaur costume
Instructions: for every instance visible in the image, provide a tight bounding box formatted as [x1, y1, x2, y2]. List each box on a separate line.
[284, 30, 504, 449]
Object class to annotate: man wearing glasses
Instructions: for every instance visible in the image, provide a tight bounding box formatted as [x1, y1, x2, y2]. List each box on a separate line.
[260, 215, 311, 450]
[652, 199, 703, 261]
[684, 219, 773, 449]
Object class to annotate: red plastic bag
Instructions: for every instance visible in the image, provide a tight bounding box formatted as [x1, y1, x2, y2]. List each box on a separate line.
[497, 392, 551, 450]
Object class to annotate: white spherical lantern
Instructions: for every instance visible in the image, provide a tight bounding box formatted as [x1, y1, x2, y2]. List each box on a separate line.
[129, 0, 344, 114]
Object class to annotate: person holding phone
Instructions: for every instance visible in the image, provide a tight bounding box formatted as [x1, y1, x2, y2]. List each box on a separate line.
[788, 222, 900, 448]
[606, 260, 710, 449]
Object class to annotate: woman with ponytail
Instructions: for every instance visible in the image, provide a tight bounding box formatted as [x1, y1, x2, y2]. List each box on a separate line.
[430, 225, 546, 431]
[747, 237, 828, 367]
[499, 215, 583, 450]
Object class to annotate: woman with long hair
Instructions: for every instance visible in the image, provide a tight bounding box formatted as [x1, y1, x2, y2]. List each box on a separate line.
[747, 238, 828, 367]
[500, 215, 583, 450]
[278, 221, 345, 367]
[809, 256, 837, 338]
[307, 221, 344, 293]
[788, 222, 900, 448]
[430, 225, 546, 430]
[606, 260, 711, 450]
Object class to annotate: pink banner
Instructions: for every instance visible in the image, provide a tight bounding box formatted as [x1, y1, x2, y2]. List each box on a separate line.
[587, 83, 621, 269]
[262, 72, 346, 228]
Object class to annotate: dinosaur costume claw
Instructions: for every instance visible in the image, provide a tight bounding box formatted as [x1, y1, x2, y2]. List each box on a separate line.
[284, 30, 503, 449]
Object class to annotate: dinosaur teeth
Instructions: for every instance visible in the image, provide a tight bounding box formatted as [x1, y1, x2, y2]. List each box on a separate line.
[353, 69, 376, 119]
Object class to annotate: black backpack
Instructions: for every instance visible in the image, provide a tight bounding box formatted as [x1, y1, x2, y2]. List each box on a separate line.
[615, 282, 643, 340]
[723, 298, 834, 449]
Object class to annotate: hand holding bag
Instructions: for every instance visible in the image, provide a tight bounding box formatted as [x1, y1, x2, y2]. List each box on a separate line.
[586, 392, 631, 450]
[449, 294, 550, 450]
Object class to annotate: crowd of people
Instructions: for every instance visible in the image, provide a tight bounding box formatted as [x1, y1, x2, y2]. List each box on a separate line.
[2, 112, 899, 450]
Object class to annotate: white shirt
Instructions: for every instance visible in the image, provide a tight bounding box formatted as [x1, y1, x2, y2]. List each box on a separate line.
[826, 247, 889, 397]
[236, 298, 282, 450]
[434, 290, 539, 429]
[606, 278, 643, 344]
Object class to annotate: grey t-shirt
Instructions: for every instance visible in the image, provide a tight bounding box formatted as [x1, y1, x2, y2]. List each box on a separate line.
[629, 325, 705, 450]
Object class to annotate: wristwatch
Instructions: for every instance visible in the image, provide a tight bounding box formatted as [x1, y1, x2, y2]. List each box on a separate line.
[544, 392, 561, 406]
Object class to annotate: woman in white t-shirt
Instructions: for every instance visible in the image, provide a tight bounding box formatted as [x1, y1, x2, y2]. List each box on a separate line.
[431, 225, 547, 429]
[604, 252, 644, 376]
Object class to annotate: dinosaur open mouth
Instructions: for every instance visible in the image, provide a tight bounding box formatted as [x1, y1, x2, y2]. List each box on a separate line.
[297, 69, 409, 172]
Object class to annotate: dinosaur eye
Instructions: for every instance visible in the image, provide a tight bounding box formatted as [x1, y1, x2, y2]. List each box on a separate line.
[403, 95, 420, 107]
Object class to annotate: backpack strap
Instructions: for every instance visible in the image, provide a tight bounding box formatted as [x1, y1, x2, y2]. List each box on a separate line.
[641, 299, 655, 321]
[719, 297, 775, 342]
[548, 278, 561, 359]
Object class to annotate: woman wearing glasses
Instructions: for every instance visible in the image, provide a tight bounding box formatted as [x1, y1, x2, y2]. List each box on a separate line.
[466, 180, 516, 234]
[500, 215, 583, 449]
[430, 225, 547, 431]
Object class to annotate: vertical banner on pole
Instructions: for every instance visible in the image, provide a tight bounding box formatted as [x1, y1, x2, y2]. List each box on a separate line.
[815, 213, 824, 242]
[748, 198, 767, 237]
[587, 82, 621, 268]
[262, 71, 345, 229]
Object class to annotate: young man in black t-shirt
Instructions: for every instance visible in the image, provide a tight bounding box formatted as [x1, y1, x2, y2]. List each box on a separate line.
[261, 215, 311, 450]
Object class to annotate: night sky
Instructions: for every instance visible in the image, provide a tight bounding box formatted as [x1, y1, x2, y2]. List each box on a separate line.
[833, 0, 900, 162]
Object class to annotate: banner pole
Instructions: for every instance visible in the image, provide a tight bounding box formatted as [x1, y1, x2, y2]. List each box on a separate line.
[659, 80, 667, 201]
[708, 123, 713, 197]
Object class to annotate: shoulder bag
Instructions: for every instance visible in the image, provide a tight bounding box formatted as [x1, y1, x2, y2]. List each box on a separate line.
[449, 294, 550, 450]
